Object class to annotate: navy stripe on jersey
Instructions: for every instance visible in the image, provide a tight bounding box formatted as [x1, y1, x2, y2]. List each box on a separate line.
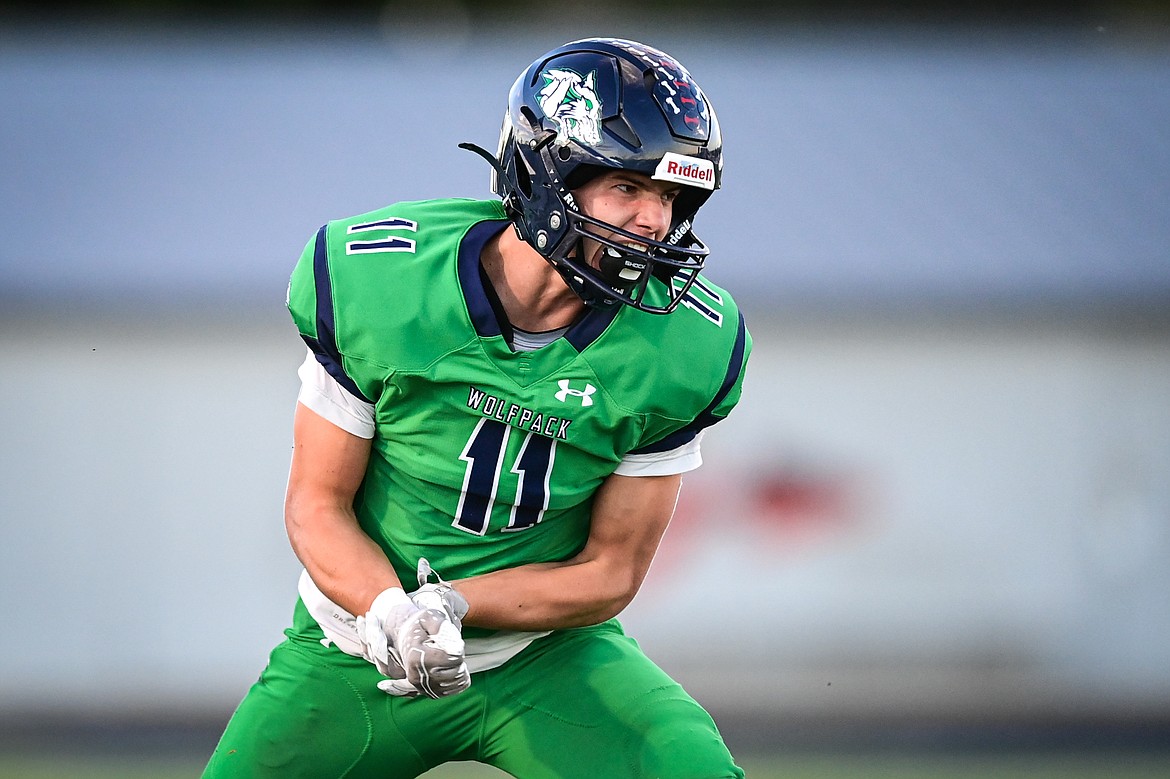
[458, 220, 511, 338]
[565, 303, 621, 352]
[302, 224, 374, 404]
[628, 309, 748, 455]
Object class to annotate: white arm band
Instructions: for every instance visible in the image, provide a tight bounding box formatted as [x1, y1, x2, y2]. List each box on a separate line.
[296, 349, 376, 439]
[613, 430, 704, 477]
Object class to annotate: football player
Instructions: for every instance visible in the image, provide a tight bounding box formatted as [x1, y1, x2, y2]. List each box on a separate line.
[204, 37, 750, 779]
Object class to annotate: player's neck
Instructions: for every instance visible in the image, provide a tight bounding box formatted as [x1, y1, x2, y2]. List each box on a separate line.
[482, 228, 586, 332]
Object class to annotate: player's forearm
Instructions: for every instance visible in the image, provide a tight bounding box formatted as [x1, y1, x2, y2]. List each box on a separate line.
[454, 557, 641, 631]
[285, 500, 404, 616]
[286, 403, 395, 615]
[454, 473, 678, 631]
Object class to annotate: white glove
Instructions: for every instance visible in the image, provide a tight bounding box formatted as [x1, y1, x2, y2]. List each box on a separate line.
[412, 557, 470, 630]
[355, 586, 470, 699]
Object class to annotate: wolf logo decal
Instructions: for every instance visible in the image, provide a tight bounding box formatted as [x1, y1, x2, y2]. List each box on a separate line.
[536, 68, 602, 147]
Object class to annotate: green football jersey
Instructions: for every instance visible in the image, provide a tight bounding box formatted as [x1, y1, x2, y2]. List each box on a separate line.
[288, 198, 750, 603]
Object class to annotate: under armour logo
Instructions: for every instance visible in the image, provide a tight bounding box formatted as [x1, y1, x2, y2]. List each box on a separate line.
[554, 380, 596, 407]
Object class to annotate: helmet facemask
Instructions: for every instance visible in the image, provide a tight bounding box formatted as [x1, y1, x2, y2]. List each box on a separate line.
[553, 190, 709, 313]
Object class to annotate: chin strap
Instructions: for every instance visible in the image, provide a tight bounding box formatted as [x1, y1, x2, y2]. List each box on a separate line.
[458, 142, 509, 185]
[459, 133, 558, 212]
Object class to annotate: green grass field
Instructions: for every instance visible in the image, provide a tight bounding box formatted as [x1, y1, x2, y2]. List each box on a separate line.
[3, 751, 1170, 779]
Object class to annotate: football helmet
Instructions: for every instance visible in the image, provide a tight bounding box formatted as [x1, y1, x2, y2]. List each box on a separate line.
[461, 38, 723, 314]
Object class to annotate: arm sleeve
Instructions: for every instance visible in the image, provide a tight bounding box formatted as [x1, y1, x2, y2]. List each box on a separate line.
[613, 431, 704, 477]
[296, 349, 376, 439]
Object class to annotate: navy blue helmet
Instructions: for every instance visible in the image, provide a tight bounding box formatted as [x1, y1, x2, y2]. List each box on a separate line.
[463, 38, 723, 314]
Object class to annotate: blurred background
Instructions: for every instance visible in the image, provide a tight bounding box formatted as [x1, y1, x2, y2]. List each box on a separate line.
[2, 0, 1169, 776]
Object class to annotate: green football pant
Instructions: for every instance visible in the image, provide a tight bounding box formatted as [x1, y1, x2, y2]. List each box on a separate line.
[203, 615, 744, 779]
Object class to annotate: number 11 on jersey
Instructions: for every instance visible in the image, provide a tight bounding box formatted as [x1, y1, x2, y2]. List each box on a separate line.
[455, 418, 556, 535]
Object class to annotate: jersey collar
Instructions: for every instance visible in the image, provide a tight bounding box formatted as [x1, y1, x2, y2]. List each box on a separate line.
[458, 219, 620, 352]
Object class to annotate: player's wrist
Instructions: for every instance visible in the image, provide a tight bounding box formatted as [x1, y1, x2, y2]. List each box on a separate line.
[368, 587, 414, 623]
[411, 558, 469, 625]
[440, 585, 469, 621]
[370, 586, 411, 606]
[412, 583, 470, 625]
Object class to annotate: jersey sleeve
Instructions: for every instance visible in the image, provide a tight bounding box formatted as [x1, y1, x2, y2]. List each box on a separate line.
[286, 224, 375, 404]
[296, 349, 376, 439]
[629, 309, 751, 455]
[704, 310, 752, 421]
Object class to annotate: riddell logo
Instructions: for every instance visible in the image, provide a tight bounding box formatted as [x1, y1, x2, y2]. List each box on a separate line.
[666, 160, 713, 184]
[653, 152, 716, 191]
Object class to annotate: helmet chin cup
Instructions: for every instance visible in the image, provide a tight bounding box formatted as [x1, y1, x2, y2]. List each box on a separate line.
[598, 246, 648, 287]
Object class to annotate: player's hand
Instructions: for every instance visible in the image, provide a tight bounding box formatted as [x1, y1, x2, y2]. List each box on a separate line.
[411, 583, 470, 631]
[412, 557, 470, 631]
[356, 587, 471, 699]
